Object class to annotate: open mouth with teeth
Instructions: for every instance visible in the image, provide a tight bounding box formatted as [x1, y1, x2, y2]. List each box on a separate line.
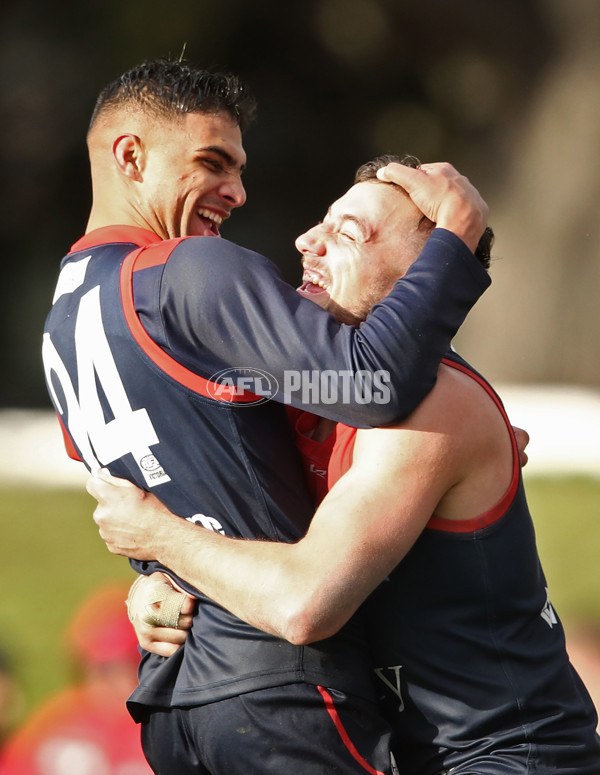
[297, 270, 331, 302]
[196, 208, 224, 237]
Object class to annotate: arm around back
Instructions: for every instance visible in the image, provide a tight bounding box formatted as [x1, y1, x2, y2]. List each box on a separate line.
[89, 363, 512, 644]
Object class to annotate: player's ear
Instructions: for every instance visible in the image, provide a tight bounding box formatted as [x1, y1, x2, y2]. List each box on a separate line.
[113, 134, 144, 181]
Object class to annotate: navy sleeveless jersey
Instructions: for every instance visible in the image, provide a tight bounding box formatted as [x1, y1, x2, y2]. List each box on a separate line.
[304, 352, 600, 773]
[42, 226, 490, 711]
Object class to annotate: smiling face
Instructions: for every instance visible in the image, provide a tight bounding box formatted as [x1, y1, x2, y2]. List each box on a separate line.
[137, 110, 247, 239]
[296, 181, 433, 325]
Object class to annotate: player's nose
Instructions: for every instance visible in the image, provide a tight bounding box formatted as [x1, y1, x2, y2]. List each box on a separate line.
[295, 225, 325, 256]
[219, 175, 247, 209]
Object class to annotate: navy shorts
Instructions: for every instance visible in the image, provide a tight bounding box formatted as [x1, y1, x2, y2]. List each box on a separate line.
[140, 683, 398, 774]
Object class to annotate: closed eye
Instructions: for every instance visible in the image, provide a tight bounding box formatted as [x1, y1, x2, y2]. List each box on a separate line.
[194, 145, 247, 176]
[202, 158, 224, 172]
[338, 214, 368, 242]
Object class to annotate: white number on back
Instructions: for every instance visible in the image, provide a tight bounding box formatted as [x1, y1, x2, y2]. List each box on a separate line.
[43, 284, 170, 488]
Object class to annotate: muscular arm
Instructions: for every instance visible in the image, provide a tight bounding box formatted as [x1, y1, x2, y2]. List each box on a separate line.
[89, 364, 513, 644]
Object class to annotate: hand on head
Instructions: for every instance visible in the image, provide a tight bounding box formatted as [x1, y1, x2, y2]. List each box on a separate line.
[376, 162, 489, 252]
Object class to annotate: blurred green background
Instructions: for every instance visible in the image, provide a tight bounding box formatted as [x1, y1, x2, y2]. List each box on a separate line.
[0, 486, 136, 717]
[1, 475, 598, 724]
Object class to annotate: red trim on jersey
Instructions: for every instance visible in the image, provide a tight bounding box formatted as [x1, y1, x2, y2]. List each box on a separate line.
[70, 225, 162, 253]
[119, 243, 261, 403]
[131, 241, 178, 271]
[56, 412, 82, 461]
[424, 357, 520, 533]
[320, 357, 520, 534]
[288, 409, 335, 505]
[317, 686, 387, 775]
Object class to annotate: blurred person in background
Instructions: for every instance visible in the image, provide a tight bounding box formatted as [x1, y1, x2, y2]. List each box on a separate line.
[0, 584, 151, 775]
[566, 619, 600, 732]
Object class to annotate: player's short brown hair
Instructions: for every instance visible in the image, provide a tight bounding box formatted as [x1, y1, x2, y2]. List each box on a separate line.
[354, 154, 494, 270]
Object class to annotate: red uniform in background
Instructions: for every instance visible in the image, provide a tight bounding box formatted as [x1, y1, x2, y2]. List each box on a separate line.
[0, 585, 151, 775]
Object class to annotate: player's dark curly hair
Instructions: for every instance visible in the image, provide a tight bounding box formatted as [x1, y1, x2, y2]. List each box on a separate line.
[354, 154, 494, 270]
[88, 58, 257, 134]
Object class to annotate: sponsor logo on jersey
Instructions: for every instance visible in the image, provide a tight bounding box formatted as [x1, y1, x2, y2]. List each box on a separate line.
[186, 513, 226, 535]
[374, 665, 405, 713]
[541, 586, 558, 628]
[140, 454, 161, 471]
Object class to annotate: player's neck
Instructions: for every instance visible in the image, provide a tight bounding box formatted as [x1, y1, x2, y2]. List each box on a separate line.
[86, 201, 158, 237]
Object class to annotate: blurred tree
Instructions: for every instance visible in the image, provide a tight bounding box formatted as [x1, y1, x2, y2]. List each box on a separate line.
[455, 0, 600, 386]
[4, 0, 588, 408]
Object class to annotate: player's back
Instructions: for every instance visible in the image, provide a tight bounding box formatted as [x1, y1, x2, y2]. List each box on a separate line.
[43, 227, 377, 713]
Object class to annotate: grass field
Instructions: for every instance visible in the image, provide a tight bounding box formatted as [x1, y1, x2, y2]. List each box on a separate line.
[0, 486, 136, 716]
[524, 476, 600, 621]
[0, 475, 599, 724]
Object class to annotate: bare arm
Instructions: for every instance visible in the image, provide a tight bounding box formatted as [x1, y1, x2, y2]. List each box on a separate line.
[88, 365, 513, 644]
[89, 450, 436, 645]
